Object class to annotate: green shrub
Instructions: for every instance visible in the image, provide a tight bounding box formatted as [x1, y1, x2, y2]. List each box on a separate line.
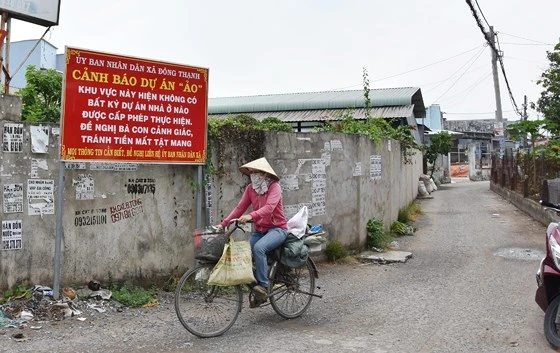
[325, 240, 348, 262]
[366, 218, 393, 249]
[111, 285, 157, 308]
[0, 285, 31, 304]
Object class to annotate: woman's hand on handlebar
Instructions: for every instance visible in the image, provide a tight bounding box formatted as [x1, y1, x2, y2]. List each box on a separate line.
[238, 214, 253, 224]
[216, 217, 252, 231]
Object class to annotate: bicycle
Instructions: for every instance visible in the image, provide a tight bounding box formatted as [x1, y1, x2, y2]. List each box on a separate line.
[174, 219, 322, 338]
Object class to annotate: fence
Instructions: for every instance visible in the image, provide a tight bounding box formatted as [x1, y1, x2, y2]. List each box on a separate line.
[491, 149, 560, 202]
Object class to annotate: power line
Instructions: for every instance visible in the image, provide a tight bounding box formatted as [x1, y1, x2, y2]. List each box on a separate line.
[438, 70, 493, 104]
[419, 62, 487, 89]
[500, 42, 553, 46]
[474, 0, 491, 29]
[464, 0, 523, 117]
[444, 110, 515, 115]
[370, 45, 485, 83]
[328, 45, 484, 91]
[424, 47, 486, 94]
[435, 47, 486, 101]
[499, 32, 554, 45]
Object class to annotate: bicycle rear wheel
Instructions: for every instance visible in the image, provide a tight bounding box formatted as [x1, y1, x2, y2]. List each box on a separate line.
[269, 259, 315, 319]
[174, 263, 242, 337]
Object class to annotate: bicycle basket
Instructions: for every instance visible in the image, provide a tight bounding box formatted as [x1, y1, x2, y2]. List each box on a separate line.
[193, 228, 228, 262]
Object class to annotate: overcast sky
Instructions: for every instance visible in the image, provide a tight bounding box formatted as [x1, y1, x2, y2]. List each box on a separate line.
[7, 0, 560, 121]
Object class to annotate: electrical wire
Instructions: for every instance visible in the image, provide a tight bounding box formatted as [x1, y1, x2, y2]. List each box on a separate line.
[328, 45, 484, 90]
[424, 48, 486, 94]
[11, 26, 52, 78]
[434, 46, 486, 101]
[474, 0, 491, 29]
[418, 62, 487, 89]
[499, 32, 553, 45]
[438, 70, 493, 104]
[465, 0, 523, 117]
[500, 42, 553, 46]
[444, 110, 515, 115]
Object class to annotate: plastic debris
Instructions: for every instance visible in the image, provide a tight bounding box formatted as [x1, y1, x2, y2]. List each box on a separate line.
[309, 224, 323, 234]
[31, 285, 54, 297]
[304, 235, 327, 246]
[62, 287, 77, 300]
[388, 241, 400, 250]
[87, 303, 106, 313]
[19, 310, 33, 320]
[90, 289, 112, 301]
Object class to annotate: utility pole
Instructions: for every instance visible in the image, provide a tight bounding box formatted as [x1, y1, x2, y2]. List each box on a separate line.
[522, 95, 528, 148]
[523, 95, 528, 121]
[486, 26, 504, 157]
[486, 26, 503, 123]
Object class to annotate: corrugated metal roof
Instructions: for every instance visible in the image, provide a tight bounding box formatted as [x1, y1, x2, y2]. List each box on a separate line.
[208, 88, 424, 117]
[209, 106, 414, 122]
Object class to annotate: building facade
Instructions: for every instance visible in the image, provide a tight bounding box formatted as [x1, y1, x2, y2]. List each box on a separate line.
[2, 39, 64, 92]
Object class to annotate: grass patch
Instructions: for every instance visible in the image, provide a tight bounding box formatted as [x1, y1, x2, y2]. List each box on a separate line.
[325, 240, 348, 262]
[398, 201, 423, 224]
[366, 218, 393, 249]
[336, 256, 360, 264]
[391, 221, 415, 236]
[111, 285, 157, 308]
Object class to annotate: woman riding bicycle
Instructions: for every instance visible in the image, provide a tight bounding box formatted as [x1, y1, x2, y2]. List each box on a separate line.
[215, 157, 288, 305]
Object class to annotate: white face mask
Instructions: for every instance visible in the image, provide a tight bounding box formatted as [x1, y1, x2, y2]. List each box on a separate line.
[250, 172, 268, 194]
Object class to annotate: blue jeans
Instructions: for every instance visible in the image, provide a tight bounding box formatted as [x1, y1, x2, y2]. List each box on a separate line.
[250, 228, 288, 287]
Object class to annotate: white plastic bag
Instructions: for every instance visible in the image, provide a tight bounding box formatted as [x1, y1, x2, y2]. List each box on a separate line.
[429, 178, 438, 191]
[287, 206, 308, 239]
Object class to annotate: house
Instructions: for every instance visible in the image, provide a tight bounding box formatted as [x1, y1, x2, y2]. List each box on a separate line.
[208, 87, 426, 144]
[2, 39, 64, 92]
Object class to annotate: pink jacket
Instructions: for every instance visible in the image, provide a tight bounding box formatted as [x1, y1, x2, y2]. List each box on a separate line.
[221, 181, 288, 232]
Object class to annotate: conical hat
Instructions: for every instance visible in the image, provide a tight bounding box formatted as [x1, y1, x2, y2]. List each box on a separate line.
[239, 157, 279, 181]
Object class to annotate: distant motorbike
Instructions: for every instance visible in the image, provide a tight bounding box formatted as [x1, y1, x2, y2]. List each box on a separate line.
[535, 204, 560, 347]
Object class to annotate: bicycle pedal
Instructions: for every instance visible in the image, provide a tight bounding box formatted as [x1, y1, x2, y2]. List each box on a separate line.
[248, 292, 267, 308]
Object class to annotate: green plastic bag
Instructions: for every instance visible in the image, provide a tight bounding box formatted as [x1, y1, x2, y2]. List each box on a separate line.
[208, 238, 255, 286]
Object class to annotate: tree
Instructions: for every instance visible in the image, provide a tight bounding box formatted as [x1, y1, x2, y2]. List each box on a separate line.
[537, 42, 560, 134]
[17, 65, 62, 122]
[506, 120, 544, 148]
[425, 131, 453, 177]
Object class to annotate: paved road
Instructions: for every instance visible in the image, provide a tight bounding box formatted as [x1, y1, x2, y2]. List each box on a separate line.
[2, 179, 554, 352]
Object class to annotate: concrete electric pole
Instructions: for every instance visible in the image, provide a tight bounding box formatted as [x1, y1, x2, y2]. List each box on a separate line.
[485, 26, 504, 157]
[486, 26, 503, 123]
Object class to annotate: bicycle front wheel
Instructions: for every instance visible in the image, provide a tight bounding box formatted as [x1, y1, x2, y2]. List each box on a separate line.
[174, 263, 242, 338]
[269, 259, 315, 319]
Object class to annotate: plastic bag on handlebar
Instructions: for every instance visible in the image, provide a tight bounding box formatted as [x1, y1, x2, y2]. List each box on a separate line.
[287, 206, 308, 239]
[193, 227, 228, 262]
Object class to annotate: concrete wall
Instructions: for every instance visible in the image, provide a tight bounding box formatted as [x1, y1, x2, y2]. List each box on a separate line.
[468, 143, 491, 181]
[1, 118, 422, 290]
[491, 183, 558, 226]
[1, 119, 199, 290]
[210, 132, 422, 249]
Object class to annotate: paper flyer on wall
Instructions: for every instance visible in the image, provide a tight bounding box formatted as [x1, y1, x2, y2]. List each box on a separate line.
[73, 174, 95, 200]
[3, 183, 24, 213]
[2, 123, 24, 152]
[27, 179, 55, 216]
[30, 125, 50, 153]
[2, 220, 22, 251]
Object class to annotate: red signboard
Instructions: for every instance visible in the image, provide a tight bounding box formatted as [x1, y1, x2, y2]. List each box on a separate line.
[61, 47, 209, 164]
